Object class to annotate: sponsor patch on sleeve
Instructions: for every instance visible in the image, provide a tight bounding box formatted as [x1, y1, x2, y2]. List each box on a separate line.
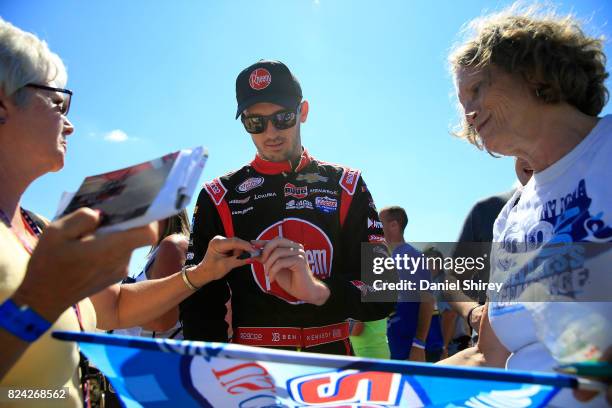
[339, 167, 361, 196]
[368, 234, 386, 244]
[350, 280, 377, 296]
[367, 217, 383, 229]
[204, 178, 227, 206]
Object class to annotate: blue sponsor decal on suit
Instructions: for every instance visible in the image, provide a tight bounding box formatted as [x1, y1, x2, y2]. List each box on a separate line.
[315, 196, 338, 213]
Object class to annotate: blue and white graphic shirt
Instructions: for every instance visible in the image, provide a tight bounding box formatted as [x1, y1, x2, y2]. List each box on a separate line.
[488, 115, 612, 407]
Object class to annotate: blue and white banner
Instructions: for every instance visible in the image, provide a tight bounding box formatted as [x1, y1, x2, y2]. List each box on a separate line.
[53, 331, 574, 407]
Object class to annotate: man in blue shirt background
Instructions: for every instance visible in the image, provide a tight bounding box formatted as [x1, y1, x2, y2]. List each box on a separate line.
[379, 206, 434, 361]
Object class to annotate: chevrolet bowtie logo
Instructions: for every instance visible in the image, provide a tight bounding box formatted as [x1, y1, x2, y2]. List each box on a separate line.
[296, 173, 328, 183]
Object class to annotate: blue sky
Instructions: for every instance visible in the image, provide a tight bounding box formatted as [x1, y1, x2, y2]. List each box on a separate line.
[4, 0, 611, 272]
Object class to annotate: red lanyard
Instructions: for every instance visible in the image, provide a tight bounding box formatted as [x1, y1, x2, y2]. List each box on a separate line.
[0, 208, 40, 255]
[73, 303, 85, 332]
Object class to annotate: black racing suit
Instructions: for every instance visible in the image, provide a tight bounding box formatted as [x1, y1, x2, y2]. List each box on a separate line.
[180, 149, 395, 355]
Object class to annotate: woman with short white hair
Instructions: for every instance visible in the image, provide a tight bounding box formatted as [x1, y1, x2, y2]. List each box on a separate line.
[0, 18, 255, 407]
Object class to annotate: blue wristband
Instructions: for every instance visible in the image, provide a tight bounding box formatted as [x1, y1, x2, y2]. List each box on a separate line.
[0, 298, 52, 342]
[412, 338, 426, 349]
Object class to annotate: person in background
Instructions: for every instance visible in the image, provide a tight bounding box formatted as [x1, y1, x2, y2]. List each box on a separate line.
[447, 314, 471, 357]
[422, 246, 457, 362]
[449, 157, 533, 336]
[349, 199, 391, 360]
[380, 206, 434, 361]
[440, 5, 611, 406]
[348, 318, 391, 359]
[113, 210, 190, 339]
[0, 18, 258, 407]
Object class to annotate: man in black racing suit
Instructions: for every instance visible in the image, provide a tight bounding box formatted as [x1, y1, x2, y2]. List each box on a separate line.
[180, 60, 395, 355]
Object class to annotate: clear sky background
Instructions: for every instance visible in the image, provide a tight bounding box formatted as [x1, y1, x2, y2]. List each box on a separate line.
[3, 0, 611, 273]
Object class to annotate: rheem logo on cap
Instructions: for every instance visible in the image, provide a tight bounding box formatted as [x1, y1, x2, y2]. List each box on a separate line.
[249, 68, 272, 90]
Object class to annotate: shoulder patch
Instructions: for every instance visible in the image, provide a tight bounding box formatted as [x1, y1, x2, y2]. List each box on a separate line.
[204, 178, 228, 206]
[339, 167, 361, 196]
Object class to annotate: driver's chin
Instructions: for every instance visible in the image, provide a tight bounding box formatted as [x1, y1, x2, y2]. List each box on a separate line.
[259, 135, 302, 162]
[260, 150, 289, 163]
[260, 143, 297, 162]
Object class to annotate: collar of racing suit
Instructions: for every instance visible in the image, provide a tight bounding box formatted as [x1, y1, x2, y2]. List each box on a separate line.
[250, 147, 313, 175]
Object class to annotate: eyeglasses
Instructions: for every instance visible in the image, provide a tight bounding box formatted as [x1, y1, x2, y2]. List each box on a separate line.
[25, 83, 73, 115]
[241, 107, 299, 134]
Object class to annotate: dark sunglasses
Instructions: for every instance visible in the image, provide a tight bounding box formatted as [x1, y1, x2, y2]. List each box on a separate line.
[241, 108, 299, 134]
[25, 83, 73, 115]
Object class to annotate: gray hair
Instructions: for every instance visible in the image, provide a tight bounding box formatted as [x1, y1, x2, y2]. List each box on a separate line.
[448, 3, 607, 147]
[0, 18, 67, 106]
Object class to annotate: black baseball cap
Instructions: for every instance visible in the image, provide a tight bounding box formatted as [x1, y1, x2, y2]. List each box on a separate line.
[235, 60, 302, 119]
